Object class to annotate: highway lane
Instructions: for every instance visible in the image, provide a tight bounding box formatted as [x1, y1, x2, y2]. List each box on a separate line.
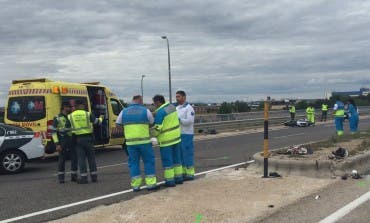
[1, 118, 369, 223]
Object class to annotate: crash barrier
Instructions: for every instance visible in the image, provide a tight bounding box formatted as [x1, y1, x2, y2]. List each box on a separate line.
[194, 106, 370, 133]
[195, 115, 305, 133]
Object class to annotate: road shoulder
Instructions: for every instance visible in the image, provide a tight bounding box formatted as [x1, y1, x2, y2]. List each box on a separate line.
[49, 165, 335, 223]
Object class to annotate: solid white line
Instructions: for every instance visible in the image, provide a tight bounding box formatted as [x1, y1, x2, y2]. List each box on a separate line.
[273, 133, 304, 139]
[97, 162, 127, 169]
[0, 160, 255, 223]
[319, 190, 370, 223]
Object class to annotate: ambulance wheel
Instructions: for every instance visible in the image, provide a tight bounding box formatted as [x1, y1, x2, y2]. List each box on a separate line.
[0, 150, 26, 174]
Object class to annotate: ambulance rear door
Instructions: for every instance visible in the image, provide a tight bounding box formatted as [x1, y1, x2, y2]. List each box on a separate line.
[108, 96, 124, 146]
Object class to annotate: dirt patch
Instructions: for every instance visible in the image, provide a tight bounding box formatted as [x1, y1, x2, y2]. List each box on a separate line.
[50, 168, 334, 223]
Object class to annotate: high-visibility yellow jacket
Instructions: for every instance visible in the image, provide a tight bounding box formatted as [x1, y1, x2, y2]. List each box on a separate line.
[68, 110, 101, 135]
[122, 104, 151, 146]
[334, 101, 345, 117]
[51, 113, 71, 144]
[322, 104, 328, 111]
[152, 103, 181, 147]
[306, 106, 315, 115]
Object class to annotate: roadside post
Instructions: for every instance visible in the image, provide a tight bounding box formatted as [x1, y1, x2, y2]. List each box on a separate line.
[263, 96, 270, 178]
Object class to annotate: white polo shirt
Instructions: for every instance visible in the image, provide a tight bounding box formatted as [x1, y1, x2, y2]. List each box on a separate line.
[176, 102, 195, 135]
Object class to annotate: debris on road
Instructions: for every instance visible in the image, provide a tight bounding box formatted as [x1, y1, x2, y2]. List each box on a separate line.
[330, 147, 348, 159]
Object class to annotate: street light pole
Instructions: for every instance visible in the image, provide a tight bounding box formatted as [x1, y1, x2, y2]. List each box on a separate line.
[141, 75, 145, 102]
[161, 36, 172, 103]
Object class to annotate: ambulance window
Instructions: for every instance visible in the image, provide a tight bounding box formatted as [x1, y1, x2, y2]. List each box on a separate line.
[61, 96, 88, 112]
[110, 99, 122, 116]
[7, 96, 46, 121]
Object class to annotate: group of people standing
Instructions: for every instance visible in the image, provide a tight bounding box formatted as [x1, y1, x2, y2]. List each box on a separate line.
[288, 98, 359, 135]
[52, 100, 103, 184]
[333, 98, 359, 136]
[53, 91, 195, 190]
[115, 90, 195, 191]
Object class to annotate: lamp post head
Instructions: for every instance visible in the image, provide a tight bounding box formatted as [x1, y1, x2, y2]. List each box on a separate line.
[142, 75, 146, 78]
[161, 36, 167, 39]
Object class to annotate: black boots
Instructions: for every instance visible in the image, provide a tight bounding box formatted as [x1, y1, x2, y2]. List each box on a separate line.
[71, 174, 78, 182]
[77, 176, 88, 184]
[91, 175, 98, 183]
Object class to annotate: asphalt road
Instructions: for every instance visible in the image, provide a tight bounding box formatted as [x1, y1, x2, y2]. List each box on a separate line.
[1, 118, 370, 223]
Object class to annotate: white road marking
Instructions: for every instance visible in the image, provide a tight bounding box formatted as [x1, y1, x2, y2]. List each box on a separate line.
[1, 160, 255, 223]
[319, 190, 370, 223]
[273, 133, 304, 139]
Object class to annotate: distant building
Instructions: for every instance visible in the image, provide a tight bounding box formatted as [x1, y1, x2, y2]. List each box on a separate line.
[193, 103, 220, 114]
[332, 87, 370, 97]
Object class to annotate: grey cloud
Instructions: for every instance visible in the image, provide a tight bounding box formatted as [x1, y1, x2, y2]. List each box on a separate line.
[1, 0, 370, 105]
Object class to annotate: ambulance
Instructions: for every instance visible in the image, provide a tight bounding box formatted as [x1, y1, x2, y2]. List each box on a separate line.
[4, 78, 125, 154]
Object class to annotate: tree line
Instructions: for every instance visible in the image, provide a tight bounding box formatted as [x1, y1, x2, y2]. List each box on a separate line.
[217, 94, 370, 114]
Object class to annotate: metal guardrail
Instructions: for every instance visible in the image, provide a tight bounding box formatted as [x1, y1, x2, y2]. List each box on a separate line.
[194, 106, 370, 133]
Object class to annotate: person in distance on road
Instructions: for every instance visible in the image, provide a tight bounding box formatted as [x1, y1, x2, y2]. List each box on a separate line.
[321, 101, 328, 122]
[306, 104, 315, 124]
[346, 98, 359, 134]
[289, 103, 296, 121]
[333, 98, 345, 136]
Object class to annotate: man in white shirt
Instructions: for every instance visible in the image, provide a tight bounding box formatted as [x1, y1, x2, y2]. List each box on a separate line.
[175, 90, 195, 181]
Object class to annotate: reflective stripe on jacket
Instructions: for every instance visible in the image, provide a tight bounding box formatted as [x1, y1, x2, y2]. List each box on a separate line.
[68, 110, 93, 135]
[52, 114, 71, 144]
[153, 102, 181, 147]
[122, 104, 151, 145]
[322, 104, 328, 111]
[334, 101, 345, 117]
[306, 107, 315, 114]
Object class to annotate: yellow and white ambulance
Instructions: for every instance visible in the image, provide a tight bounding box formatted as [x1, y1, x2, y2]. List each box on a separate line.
[4, 78, 124, 154]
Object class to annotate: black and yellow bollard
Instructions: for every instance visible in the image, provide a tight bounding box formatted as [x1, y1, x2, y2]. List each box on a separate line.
[263, 96, 270, 178]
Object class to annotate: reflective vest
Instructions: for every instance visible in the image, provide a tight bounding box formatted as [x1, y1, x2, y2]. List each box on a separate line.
[306, 107, 314, 114]
[153, 103, 181, 147]
[289, 106, 295, 113]
[334, 101, 345, 117]
[68, 110, 93, 135]
[322, 104, 328, 111]
[122, 104, 151, 146]
[51, 114, 71, 144]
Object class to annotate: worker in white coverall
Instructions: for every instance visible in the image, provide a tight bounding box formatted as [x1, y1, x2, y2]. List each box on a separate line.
[175, 90, 195, 181]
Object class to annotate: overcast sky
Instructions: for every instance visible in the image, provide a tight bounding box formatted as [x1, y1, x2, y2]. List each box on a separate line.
[1, 0, 370, 105]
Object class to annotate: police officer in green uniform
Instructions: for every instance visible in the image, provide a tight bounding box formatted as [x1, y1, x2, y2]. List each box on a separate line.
[321, 102, 328, 122]
[289, 103, 296, 121]
[52, 102, 77, 184]
[68, 100, 102, 184]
